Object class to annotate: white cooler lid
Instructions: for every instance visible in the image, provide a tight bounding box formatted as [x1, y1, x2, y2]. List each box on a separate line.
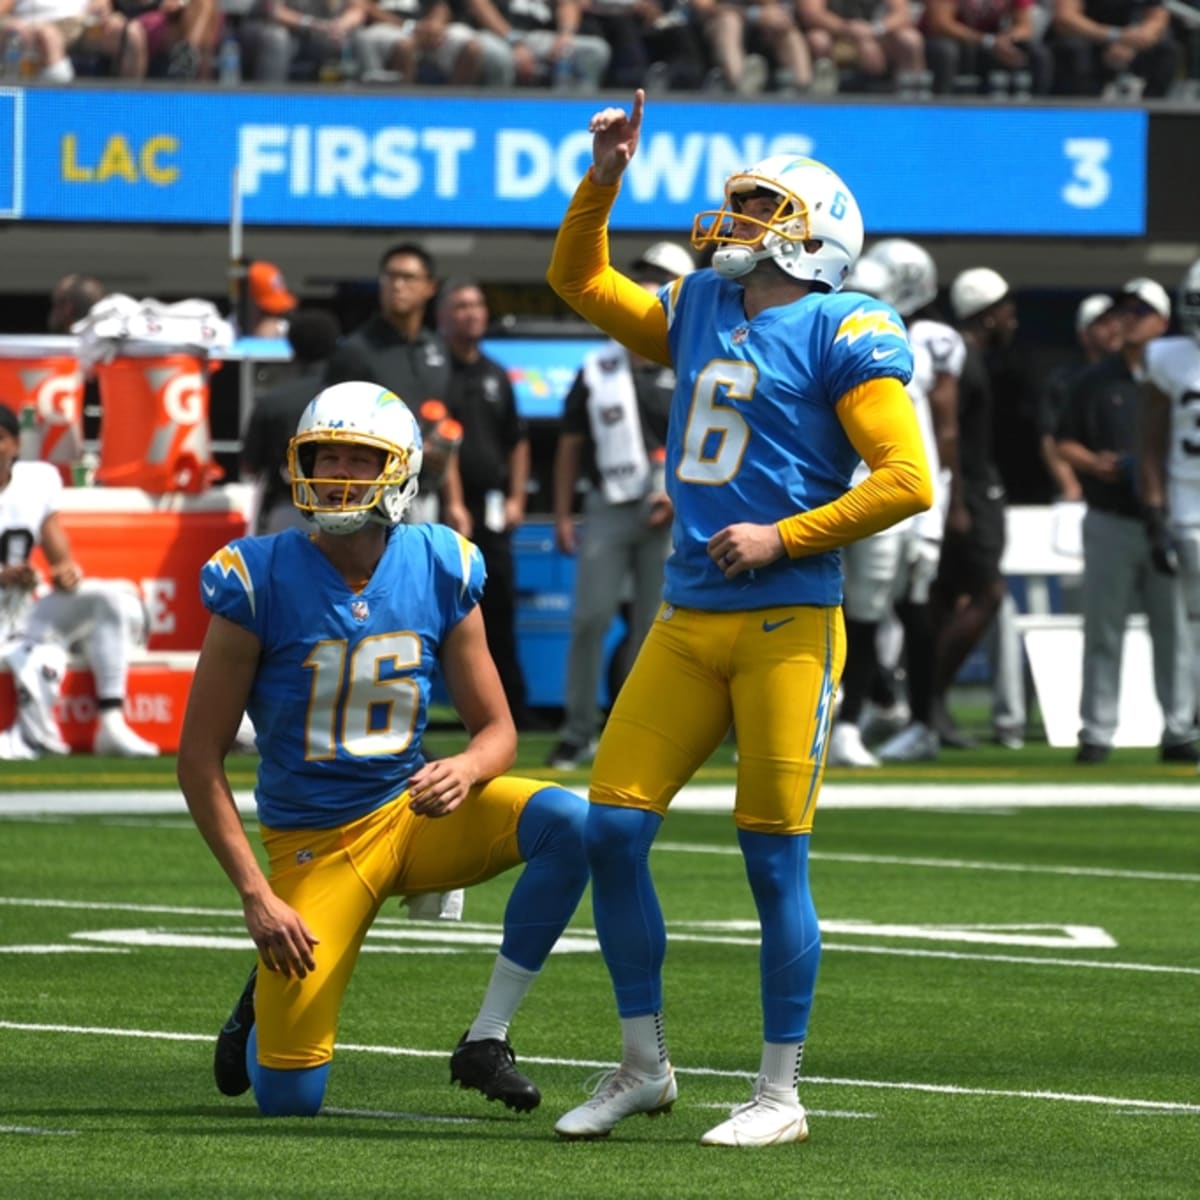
[0, 335, 80, 358]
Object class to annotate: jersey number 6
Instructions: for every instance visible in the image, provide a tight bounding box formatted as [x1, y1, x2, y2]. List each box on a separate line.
[678, 360, 758, 485]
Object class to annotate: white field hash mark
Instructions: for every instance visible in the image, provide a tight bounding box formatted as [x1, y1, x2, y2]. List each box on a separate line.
[1, 1021, 1197, 1116]
[4, 899, 1200, 975]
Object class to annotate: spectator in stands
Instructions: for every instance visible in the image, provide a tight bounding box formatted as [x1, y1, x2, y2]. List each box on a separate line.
[241, 0, 365, 82]
[1, 0, 145, 80]
[463, 0, 611, 87]
[116, 0, 223, 79]
[1050, 0, 1180, 96]
[1039, 293, 1124, 502]
[47, 274, 105, 334]
[1054, 278, 1197, 764]
[797, 0, 927, 95]
[690, 0, 816, 93]
[545, 242, 692, 771]
[241, 308, 341, 536]
[353, 0, 492, 84]
[923, 0, 1054, 94]
[0, 407, 159, 760]
[245, 260, 298, 339]
[436, 280, 541, 731]
[586, 0, 709, 91]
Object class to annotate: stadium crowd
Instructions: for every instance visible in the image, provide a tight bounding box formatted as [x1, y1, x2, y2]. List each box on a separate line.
[0, 0, 1197, 98]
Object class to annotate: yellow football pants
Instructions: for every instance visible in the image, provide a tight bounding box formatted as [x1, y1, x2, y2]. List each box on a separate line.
[254, 774, 542, 1070]
[590, 603, 845, 834]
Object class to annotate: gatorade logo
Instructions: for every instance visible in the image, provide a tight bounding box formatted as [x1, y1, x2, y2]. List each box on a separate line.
[34, 370, 83, 425]
[161, 370, 206, 425]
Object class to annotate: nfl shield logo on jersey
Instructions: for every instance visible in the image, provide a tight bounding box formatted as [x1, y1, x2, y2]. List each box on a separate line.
[731, 325, 750, 345]
[351, 599, 370, 622]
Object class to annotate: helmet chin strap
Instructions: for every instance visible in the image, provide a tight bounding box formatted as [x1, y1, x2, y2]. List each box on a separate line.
[711, 244, 770, 280]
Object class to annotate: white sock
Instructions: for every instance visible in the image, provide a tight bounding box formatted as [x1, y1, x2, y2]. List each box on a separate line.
[759, 1040, 803, 1102]
[621, 1012, 669, 1077]
[466, 955, 538, 1042]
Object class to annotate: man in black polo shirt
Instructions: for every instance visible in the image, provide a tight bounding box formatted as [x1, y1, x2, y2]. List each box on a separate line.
[325, 241, 450, 421]
[1055, 278, 1197, 763]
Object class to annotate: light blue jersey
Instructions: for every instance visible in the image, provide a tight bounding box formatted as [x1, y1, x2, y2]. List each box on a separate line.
[661, 272, 913, 610]
[200, 525, 485, 830]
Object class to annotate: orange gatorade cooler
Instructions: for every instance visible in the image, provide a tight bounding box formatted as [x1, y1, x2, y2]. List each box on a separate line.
[93, 344, 224, 493]
[0, 336, 85, 483]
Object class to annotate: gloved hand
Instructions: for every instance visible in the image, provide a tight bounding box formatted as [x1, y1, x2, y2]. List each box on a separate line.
[1145, 506, 1179, 576]
[906, 537, 942, 605]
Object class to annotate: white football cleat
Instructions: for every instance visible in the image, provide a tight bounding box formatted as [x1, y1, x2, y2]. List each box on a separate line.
[0, 724, 41, 760]
[700, 1082, 809, 1148]
[826, 721, 880, 768]
[94, 715, 160, 758]
[876, 721, 940, 763]
[555, 1064, 677, 1139]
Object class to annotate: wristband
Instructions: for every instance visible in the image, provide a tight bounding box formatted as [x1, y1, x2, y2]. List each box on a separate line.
[505, 29, 521, 44]
[980, 32, 995, 50]
[1106, 26, 1121, 42]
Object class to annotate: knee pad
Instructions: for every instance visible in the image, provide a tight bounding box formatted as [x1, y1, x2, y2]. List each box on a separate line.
[252, 1063, 330, 1118]
[519, 785, 588, 854]
[584, 802, 659, 862]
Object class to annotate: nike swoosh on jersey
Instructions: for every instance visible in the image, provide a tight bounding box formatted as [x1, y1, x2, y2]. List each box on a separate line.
[871, 347, 898, 361]
[202, 580, 216, 597]
[761, 616, 795, 632]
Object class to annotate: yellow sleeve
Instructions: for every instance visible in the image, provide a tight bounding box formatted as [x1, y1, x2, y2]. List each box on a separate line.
[546, 170, 673, 367]
[776, 377, 934, 558]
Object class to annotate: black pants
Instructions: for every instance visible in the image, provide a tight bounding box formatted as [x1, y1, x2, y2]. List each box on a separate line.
[1050, 34, 1180, 97]
[926, 36, 1055, 94]
[470, 521, 529, 723]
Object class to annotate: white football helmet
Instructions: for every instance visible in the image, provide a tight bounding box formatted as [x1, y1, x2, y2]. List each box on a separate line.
[692, 155, 864, 290]
[1179, 257, 1200, 344]
[843, 256, 896, 304]
[864, 239, 938, 317]
[287, 381, 423, 534]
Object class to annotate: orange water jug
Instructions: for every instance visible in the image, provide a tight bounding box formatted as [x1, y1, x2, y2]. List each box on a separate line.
[93, 348, 224, 493]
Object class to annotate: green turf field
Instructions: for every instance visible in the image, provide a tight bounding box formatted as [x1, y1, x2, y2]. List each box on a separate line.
[2, 736, 1198, 1198]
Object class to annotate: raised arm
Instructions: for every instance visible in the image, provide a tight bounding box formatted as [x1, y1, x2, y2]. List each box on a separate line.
[546, 90, 672, 366]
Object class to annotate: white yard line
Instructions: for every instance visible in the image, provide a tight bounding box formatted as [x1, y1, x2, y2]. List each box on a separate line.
[1, 1021, 1196, 1115]
[3, 783, 1200, 818]
[656, 842, 1200, 884]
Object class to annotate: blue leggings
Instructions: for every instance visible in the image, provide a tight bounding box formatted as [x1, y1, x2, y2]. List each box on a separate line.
[587, 805, 820, 1041]
[250, 784, 588, 1116]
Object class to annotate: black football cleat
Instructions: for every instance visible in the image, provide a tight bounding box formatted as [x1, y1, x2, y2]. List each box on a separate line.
[450, 1031, 541, 1112]
[214, 966, 257, 1097]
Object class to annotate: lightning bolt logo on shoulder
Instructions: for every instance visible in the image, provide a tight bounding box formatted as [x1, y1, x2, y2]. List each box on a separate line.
[204, 545, 255, 616]
[834, 305, 905, 346]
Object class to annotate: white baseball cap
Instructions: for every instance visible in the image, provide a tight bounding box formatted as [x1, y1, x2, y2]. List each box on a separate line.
[631, 241, 695, 280]
[1118, 277, 1171, 319]
[949, 267, 1010, 321]
[1075, 293, 1115, 334]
